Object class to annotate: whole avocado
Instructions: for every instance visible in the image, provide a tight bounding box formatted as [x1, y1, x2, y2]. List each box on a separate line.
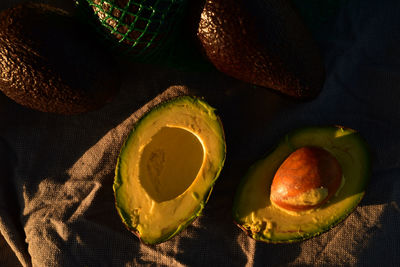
[0, 3, 121, 114]
[197, 0, 325, 99]
[84, 0, 187, 58]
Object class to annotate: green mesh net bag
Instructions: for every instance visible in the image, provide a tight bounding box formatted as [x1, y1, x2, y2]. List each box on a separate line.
[76, 0, 349, 69]
[77, 0, 189, 63]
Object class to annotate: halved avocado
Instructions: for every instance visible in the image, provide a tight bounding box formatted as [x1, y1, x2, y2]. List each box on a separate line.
[114, 96, 226, 244]
[232, 126, 370, 243]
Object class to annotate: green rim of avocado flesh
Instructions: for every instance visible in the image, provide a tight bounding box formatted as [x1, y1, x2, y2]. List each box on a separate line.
[114, 96, 226, 245]
[233, 125, 370, 243]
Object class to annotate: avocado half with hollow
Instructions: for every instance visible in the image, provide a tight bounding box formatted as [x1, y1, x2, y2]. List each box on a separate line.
[233, 126, 370, 243]
[114, 96, 226, 244]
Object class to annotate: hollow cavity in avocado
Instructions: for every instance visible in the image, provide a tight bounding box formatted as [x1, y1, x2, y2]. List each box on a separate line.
[114, 96, 226, 245]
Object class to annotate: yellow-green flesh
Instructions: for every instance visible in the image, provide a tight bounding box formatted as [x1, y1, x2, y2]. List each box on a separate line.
[233, 126, 370, 243]
[114, 97, 225, 244]
[139, 127, 204, 202]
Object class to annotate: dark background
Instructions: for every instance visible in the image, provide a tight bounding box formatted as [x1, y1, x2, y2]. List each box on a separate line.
[0, 0, 399, 266]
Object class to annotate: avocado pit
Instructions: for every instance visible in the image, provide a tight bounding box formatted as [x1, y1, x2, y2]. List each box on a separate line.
[233, 126, 370, 243]
[270, 146, 343, 212]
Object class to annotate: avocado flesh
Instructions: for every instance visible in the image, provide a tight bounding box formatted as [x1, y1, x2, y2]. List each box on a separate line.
[139, 127, 204, 203]
[233, 126, 370, 243]
[114, 96, 226, 244]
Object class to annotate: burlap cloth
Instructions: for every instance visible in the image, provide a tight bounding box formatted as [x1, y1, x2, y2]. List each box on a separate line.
[1, 0, 399, 266]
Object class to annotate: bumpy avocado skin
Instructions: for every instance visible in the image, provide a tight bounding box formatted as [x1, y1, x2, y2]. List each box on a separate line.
[81, 0, 188, 60]
[0, 3, 121, 114]
[197, 0, 325, 99]
[232, 126, 371, 243]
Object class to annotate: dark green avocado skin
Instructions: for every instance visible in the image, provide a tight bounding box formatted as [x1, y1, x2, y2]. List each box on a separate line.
[197, 0, 325, 99]
[0, 3, 121, 114]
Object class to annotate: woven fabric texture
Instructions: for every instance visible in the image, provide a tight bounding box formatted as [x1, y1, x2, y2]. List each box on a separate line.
[0, 0, 400, 266]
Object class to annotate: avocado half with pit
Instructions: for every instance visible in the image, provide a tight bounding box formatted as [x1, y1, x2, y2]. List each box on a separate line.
[233, 126, 370, 243]
[114, 96, 226, 244]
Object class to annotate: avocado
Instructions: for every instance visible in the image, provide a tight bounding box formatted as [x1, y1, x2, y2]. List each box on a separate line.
[114, 96, 226, 244]
[0, 3, 120, 114]
[197, 0, 325, 99]
[83, 0, 187, 58]
[232, 126, 370, 243]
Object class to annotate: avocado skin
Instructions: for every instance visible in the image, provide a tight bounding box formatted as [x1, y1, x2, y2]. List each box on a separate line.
[197, 0, 325, 99]
[0, 3, 121, 114]
[83, 0, 187, 60]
